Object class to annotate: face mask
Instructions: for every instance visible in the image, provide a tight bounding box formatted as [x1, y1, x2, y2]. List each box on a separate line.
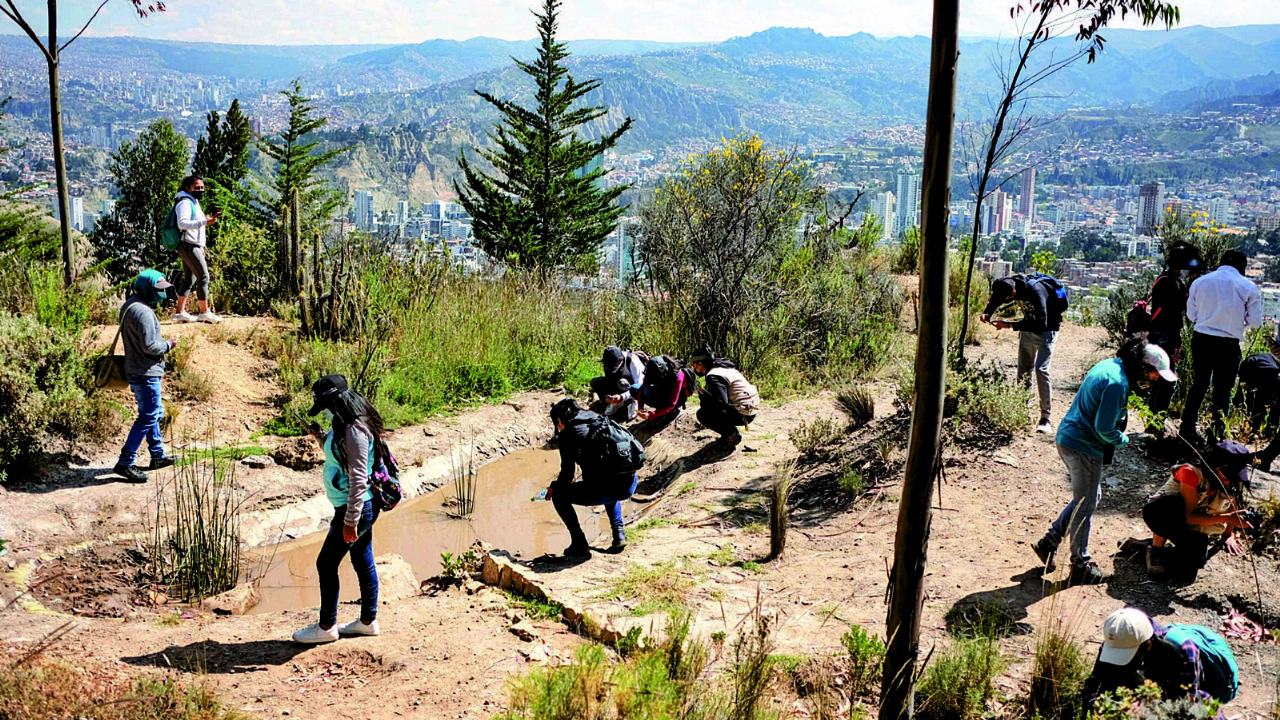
[190, 189, 205, 200]
[1180, 269, 1191, 282]
[323, 410, 333, 423]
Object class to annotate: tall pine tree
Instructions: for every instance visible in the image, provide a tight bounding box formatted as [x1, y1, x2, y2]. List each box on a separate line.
[192, 98, 254, 235]
[454, 0, 632, 272]
[257, 80, 349, 229]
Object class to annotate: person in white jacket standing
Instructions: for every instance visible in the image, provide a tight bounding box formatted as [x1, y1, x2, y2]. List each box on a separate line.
[170, 175, 223, 323]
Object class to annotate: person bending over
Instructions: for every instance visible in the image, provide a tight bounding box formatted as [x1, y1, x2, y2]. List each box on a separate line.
[1031, 337, 1175, 585]
[1082, 607, 1238, 712]
[590, 345, 646, 422]
[545, 398, 641, 558]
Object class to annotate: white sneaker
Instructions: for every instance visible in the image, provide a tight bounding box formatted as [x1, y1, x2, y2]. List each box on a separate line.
[338, 619, 380, 637]
[172, 312, 196, 323]
[1036, 421, 1053, 434]
[291, 623, 339, 644]
[195, 312, 222, 324]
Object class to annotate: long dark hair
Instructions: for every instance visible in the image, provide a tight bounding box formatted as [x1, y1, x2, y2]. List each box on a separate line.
[330, 388, 385, 470]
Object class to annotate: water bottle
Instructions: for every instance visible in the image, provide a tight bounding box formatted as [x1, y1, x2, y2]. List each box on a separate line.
[531, 489, 548, 502]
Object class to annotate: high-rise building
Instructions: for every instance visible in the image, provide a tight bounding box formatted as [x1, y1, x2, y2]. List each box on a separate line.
[397, 200, 410, 225]
[1209, 197, 1233, 227]
[895, 172, 920, 234]
[1019, 167, 1036, 225]
[353, 190, 374, 230]
[870, 191, 895, 241]
[985, 188, 1009, 234]
[1136, 181, 1165, 235]
[69, 197, 84, 232]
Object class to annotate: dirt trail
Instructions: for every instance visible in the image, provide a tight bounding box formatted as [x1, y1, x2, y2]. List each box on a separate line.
[2, 321, 1278, 719]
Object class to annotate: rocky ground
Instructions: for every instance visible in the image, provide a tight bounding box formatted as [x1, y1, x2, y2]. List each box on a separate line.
[1, 318, 1278, 718]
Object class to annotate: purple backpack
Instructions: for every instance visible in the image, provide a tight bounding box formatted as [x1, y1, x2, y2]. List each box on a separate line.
[371, 439, 402, 511]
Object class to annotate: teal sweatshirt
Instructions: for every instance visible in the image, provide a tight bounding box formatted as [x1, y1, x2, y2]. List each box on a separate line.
[1055, 357, 1130, 458]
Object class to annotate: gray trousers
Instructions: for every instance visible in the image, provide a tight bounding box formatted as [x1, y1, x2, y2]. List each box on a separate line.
[1044, 443, 1104, 568]
[1018, 330, 1056, 422]
[175, 242, 209, 301]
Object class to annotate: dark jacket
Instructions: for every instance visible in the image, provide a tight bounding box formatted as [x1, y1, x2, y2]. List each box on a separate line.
[554, 410, 631, 487]
[1081, 626, 1204, 712]
[701, 359, 737, 414]
[1238, 352, 1280, 389]
[1148, 272, 1190, 338]
[981, 275, 1062, 334]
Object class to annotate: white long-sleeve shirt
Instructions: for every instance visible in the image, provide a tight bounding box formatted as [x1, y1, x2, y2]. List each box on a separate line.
[174, 191, 207, 248]
[1186, 265, 1262, 342]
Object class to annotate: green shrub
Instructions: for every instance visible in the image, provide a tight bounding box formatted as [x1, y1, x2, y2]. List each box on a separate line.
[788, 417, 843, 455]
[208, 219, 277, 316]
[948, 360, 1032, 435]
[0, 314, 121, 484]
[837, 466, 866, 496]
[914, 634, 1005, 720]
[841, 625, 885, 698]
[893, 227, 920, 274]
[498, 644, 609, 720]
[1091, 681, 1222, 720]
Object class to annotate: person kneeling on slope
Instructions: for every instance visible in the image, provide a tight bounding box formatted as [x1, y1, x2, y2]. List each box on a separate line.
[687, 347, 760, 448]
[1142, 439, 1252, 580]
[545, 398, 644, 559]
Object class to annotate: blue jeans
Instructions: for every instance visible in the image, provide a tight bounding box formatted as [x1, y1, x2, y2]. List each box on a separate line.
[1018, 330, 1056, 423]
[552, 473, 638, 544]
[1043, 444, 1104, 568]
[317, 500, 379, 627]
[119, 375, 166, 465]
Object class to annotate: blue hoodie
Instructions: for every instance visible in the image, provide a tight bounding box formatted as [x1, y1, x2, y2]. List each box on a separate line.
[120, 270, 172, 378]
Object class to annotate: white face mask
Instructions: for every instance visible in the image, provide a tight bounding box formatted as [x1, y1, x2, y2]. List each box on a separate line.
[322, 410, 333, 423]
[1180, 269, 1192, 282]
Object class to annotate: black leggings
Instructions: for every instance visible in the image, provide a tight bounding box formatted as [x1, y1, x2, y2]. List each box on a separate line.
[697, 405, 753, 438]
[1142, 494, 1211, 569]
[176, 242, 209, 301]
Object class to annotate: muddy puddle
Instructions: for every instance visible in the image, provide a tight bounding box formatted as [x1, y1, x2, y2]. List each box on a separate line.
[248, 448, 624, 615]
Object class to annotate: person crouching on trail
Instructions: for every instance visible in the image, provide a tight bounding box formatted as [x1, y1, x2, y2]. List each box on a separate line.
[1031, 336, 1175, 585]
[292, 374, 383, 644]
[1142, 439, 1253, 580]
[591, 345, 646, 422]
[687, 347, 760, 448]
[114, 269, 178, 484]
[546, 398, 641, 559]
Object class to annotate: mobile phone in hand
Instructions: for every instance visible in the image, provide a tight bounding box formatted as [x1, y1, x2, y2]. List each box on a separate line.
[290, 408, 322, 435]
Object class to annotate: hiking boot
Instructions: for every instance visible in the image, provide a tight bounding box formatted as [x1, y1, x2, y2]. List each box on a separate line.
[113, 463, 148, 484]
[148, 456, 175, 471]
[608, 528, 627, 554]
[1069, 562, 1107, 586]
[1146, 546, 1167, 578]
[338, 619, 380, 637]
[171, 312, 196, 323]
[1032, 537, 1057, 570]
[195, 312, 222, 324]
[563, 541, 591, 559]
[291, 623, 339, 644]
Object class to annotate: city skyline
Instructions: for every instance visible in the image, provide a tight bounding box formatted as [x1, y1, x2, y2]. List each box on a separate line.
[4, 0, 1280, 46]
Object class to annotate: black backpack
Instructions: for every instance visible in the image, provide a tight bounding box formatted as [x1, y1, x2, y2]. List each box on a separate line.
[582, 415, 646, 476]
[644, 354, 685, 395]
[1025, 273, 1069, 322]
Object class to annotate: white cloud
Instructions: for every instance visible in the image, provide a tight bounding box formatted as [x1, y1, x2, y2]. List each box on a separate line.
[8, 0, 1280, 45]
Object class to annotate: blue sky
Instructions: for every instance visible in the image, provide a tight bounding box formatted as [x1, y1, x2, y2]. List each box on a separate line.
[7, 0, 1280, 46]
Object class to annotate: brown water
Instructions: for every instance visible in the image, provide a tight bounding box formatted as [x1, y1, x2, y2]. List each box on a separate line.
[248, 448, 615, 615]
